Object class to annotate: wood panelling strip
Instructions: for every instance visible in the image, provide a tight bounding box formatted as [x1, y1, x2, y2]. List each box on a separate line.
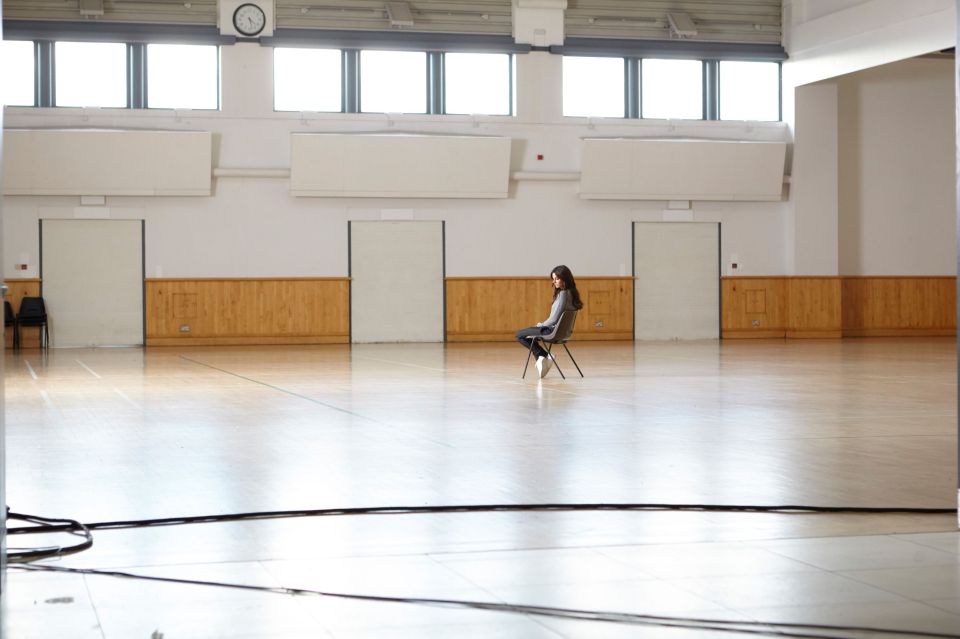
[786, 278, 842, 337]
[446, 277, 633, 342]
[4, 278, 41, 310]
[722, 277, 787, 336]
[15, 275, 953, 347]
[722, 276, 955, 338]
[841, 277, 956, 336]
[145, 278, 349, 346]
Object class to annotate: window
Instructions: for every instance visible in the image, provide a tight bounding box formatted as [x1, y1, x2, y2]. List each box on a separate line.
[274, 47, 342, 112]
[147, 44, 219, 110]
[641, 58, 702, 120]
[720, 61, 780, 121]
[444, 52, 512, 116]
[55, 41, 127, 108]
[2, 40, 35, 106]
[360, 50, 426, 114]
[562, 56, 624, 118]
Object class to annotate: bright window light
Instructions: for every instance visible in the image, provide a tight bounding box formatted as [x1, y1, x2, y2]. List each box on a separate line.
[274, 47, 342, 112]
[642, 58, 703, 120]
[445, 52, 511, 115]
[720, 61, 780, 121]
[1, 40, 35, 106]
[360, 50, 426, 114]
[147, 44, 219, 110]
[562, 56, 624, 118]
[55, 41, 127, 108]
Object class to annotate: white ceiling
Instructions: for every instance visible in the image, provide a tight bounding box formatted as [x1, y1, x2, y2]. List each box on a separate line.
[1, 0, 782, 44]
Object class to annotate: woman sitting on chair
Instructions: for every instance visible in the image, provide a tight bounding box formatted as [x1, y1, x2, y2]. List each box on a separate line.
[516, 264, 584, 379]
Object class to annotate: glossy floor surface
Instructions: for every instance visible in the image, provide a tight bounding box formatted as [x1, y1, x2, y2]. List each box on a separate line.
[2, 338, 959, 638]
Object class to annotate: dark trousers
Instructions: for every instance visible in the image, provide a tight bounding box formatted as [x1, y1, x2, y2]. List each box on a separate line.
[516, 326, 549, 359]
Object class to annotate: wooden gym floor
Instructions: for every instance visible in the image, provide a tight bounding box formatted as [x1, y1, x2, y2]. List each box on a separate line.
[3, 338, 959, 638]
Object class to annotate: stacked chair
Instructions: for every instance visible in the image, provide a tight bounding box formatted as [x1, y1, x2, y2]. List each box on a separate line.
[12, 296, 49, 349]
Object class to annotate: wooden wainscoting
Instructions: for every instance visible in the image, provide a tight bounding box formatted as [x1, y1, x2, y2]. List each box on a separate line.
[722, 277, 788, 339]
[842, 276, 956, 336]
[4, 278, 42, 348]
[446, 276, 633, 342]
[786, 278, 842, 338]
[723, 276, 955, 338]
[723, 277, 842, 338]
[146, 278, 350, 346]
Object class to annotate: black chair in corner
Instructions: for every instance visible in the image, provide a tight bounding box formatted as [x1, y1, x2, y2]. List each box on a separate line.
[16, 296, 49, 349]
[521, 309, 584, 380]
[4, 300, 18, 349]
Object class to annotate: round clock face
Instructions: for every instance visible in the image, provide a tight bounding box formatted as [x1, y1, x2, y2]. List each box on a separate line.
[233, 3, 266, 37]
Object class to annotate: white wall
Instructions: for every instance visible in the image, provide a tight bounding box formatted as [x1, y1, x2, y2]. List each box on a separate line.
[2, 48, 791, 279]
[783, 0, 955, 88]
[837, 57, 956, 275]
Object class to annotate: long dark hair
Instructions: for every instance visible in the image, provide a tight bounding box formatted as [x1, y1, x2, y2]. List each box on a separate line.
[551, 265, 583, 310]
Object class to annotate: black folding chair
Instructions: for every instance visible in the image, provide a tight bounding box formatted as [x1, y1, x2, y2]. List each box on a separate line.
[16, 296, 49, 349]
[521, 310, 584, 379]
[5, 300, 18, 349]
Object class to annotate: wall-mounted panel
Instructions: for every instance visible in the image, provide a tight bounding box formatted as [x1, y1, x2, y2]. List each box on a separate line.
[2, 129, 212, 196]
[290, 133, 511, 198]
[721, 277, 787, 338]
[580, 138, 786, 201]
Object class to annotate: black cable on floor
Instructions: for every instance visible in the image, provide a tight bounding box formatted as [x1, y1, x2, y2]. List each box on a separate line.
[6, 502, 956, 535]
[5, 511, 93, 562]
[15, 563, 960, 639]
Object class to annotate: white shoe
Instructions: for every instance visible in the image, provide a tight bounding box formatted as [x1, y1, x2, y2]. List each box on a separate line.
[537, 356, 552, 379]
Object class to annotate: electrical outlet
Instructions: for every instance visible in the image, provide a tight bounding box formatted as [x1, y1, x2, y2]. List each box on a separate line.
[179, 325, 191, 333]
[751, 319, 761, 327]
[594, 320, 604, 328]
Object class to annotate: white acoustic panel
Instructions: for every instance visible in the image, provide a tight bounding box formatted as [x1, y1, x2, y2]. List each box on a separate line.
[3, 129, 212, 196]
[580, 138, 786, 201]
[291, 133, 511, 198]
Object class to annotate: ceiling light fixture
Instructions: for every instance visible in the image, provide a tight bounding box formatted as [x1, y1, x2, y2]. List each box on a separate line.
[78, 0, 104, 17]
[385, 2, 414, 27]
[667, 12, 697, 38]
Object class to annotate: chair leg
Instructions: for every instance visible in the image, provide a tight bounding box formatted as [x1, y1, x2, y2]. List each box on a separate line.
[522, 338, 539, 379]
[562, 344, 584, 377]
[545, 343, 566, 380]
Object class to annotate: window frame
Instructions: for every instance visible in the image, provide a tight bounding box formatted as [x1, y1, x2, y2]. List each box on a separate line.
[717, 59, 783, 122]
[1, 39, 38, 106]
[561, 54, 781, 123]
[10, 33, 223, 110]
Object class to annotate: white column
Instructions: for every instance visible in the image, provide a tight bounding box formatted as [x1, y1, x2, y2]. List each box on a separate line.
[791, 82, 839, 276]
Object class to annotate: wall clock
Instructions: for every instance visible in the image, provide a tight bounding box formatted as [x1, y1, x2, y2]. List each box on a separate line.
[233, 3, 266, 37]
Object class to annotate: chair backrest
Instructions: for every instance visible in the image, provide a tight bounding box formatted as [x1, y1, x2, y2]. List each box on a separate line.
[18, 296, 46, 321]
[544, 310, 578, 344]
[4, 300, 14, 326]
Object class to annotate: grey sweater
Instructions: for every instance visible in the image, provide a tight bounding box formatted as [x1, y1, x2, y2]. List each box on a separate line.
[542, 289, 574, 328]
